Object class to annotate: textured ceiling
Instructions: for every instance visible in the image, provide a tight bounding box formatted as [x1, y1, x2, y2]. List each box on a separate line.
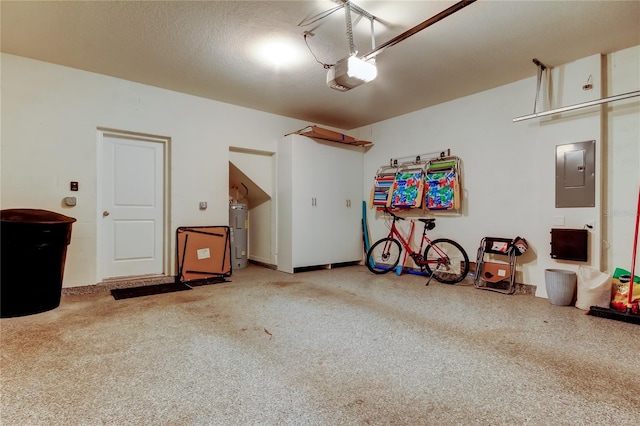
[2, 1, 639, 130]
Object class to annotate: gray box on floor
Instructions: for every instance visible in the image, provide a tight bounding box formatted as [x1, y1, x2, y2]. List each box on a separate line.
[545, 269, 577, 305]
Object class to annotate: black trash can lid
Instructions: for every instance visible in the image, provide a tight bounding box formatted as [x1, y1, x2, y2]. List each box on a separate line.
[0, 209, 76, 224]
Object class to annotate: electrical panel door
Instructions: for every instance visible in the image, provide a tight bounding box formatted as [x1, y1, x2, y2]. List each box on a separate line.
[555, 140, 595, 208]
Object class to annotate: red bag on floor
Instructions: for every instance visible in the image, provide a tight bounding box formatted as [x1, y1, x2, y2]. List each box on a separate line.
[610, 267, 640, 313]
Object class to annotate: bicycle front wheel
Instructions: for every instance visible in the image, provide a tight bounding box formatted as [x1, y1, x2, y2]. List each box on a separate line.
[366, 238, 402, 274]
[424, 238, 470, 284]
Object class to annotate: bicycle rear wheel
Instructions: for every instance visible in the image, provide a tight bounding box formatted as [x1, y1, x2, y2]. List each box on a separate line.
[424, 238, 469, 284]
[366, 237, 402, 274]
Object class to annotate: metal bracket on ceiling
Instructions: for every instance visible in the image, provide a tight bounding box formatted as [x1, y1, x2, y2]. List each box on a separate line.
[532, 58, 548, 114]
[513, 57, 640, 122]
[337, 0, 376, 58]
[299, 0, 377, 68]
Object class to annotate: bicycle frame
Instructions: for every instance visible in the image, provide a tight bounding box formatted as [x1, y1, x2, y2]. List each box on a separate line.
[367, 209, 470, 284]
[384, 214, 449, 268]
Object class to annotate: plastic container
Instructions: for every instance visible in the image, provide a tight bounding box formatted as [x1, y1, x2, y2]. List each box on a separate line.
[575, 266, 611, 310]
[545, 269, 577, 306]
[1, 209, 76, 318]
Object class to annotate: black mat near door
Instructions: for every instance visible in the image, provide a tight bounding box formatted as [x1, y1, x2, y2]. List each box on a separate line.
[111, 282, 192, 300]
[184, 277, 230, 287]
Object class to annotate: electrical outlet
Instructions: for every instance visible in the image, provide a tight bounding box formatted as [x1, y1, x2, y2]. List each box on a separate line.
[199, 201, 207, 210]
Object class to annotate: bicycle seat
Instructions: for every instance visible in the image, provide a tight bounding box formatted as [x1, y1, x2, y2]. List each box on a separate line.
[418, 218, 436, 230]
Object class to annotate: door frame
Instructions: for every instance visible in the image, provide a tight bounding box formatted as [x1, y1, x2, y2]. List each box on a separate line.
[96, 127, 171, 282]
[229, 146, 277, 266]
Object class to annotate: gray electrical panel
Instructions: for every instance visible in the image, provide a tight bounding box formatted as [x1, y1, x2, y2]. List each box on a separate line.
[555, 140, 595, 208]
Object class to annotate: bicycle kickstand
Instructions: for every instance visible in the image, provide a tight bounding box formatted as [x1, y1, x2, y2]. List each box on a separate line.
[425, 261, 441, 286]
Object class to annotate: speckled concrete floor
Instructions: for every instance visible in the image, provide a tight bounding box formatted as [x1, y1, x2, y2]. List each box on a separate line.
[1, 264, 639, 425]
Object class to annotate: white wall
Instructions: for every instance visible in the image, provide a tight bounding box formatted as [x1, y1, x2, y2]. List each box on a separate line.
[604, 46, 640, 274]
[2, 46, 638, 294]
[0, 53, 306, 287]
[360, 47, 639, 297]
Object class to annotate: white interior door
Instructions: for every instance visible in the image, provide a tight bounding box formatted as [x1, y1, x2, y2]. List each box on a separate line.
[101, 133, 165, 279]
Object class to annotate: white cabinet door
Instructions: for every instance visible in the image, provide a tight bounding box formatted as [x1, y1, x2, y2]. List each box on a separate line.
[291, 137, 327, 268]
[277, 134, 363, 273]
[325, 142, 363, 264]
[276, 137, 294, 273]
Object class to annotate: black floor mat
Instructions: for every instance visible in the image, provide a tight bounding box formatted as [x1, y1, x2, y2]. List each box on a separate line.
[111, 282, 192, 300]
[588, 306, 640, 325]
[182, 277, 230, 287]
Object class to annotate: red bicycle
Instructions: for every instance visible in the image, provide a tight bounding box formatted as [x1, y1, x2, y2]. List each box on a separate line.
[366, 208, 469, 284]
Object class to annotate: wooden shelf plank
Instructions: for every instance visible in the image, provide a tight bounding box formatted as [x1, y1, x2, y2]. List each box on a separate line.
[288, 125, 373, 147]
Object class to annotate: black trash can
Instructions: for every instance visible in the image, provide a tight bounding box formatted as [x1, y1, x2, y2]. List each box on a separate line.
[1, 209, 76, 318]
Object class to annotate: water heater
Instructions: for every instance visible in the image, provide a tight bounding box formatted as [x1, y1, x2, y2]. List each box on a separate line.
[229, 203, 248, 269]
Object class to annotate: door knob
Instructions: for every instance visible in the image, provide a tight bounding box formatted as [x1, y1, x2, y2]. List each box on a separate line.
[103, 211, 110, 217]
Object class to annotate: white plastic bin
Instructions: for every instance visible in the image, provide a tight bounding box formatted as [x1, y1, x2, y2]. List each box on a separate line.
[545, 269, 577, 306]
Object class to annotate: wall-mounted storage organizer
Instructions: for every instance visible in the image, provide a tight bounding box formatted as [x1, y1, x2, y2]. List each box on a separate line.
[388, 163, 426, 209]
[368, 152, 463, 212]
[370, 165, 398, 210]
[424, 156, 462, 212]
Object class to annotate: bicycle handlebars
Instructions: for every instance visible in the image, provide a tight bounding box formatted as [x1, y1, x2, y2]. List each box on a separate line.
[383, 207, 404, 220]
[383, 207, 436, 228]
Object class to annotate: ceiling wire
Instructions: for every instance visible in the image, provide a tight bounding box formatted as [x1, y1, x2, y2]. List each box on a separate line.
[299, 0, 376, 70]
[299, 4, 344, 69]
[298, 5, 343, 27]
[303, 33, 335, 69]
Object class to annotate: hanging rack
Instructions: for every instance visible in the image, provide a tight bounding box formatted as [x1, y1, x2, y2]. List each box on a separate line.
[513, 57, 640, 122]
[532, 58, 547, 114]
[513, 90, 640, 122]
[423, 155, 462, 212]
[375, 164, 399, 177]
[390, 149, 450, 167]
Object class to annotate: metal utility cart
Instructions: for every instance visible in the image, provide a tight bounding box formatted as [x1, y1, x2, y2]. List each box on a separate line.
[474, 236, 527, 295]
